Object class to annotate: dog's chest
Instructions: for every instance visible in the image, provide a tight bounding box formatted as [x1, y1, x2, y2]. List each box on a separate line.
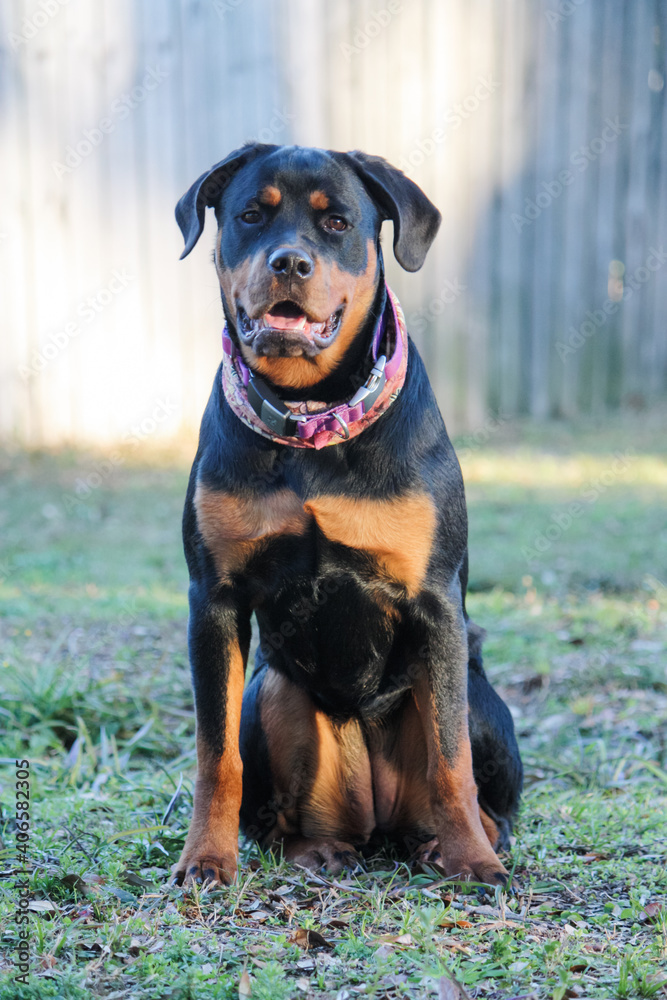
[194, 483, 436, 597]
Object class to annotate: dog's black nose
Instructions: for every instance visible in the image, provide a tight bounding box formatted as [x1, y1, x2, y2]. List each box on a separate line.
[268, 247, 314, 279]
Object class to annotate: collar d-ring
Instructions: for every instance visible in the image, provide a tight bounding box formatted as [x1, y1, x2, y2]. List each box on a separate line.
[332, 412, 350, 439]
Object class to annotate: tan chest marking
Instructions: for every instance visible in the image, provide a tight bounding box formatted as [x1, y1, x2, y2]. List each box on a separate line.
[195, 484, 310, 582]
[304, 493, 436, 596]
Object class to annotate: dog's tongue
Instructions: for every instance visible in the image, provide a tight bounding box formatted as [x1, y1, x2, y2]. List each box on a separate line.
[265, 312, 307, 331]
[265, 303, 307, 332]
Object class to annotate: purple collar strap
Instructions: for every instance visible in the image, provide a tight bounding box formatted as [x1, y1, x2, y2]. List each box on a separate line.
[220, 284, 409, 449]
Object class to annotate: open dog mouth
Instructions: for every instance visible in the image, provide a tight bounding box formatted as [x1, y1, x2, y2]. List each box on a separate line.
[237, 301, 344, 356]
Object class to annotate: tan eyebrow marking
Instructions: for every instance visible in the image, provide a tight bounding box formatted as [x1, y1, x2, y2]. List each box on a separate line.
[309, 190, 330, 211]
[259, 185, 281, 206]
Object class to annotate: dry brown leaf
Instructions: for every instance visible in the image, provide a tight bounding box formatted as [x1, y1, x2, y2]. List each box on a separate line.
[60, 873, 88, 894]
[476, 921, 514, 935]
[290, 927, 333, 950]
[643, 900, 665, 922]
[438, 971, 471, 999]
[240, 898, 264, 912]
[438, 919, 474, 929]
[376, 932, 413, 947]
[121, 869, 154, 888]
[28, 900, 58, 915]
[238, 968, 252, 997]
[243, 909, 271, 923]
[75, 940, 104, 953]
[440, 940, 472, 954]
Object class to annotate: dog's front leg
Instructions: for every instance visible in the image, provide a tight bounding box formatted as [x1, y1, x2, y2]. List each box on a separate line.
[173, 583, 250, 886]
[413, 601, 510, 887]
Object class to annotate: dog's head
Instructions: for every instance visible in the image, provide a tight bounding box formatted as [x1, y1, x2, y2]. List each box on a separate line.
[176, 144, 441, 389]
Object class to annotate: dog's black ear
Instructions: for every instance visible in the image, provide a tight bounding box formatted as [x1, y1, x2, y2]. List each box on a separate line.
[339, 151, 441, 271]
[175, 143, 275, 259]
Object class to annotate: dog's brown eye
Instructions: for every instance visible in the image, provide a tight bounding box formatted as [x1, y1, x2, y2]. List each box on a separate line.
[324, 216, 347, 232]
[241, 210, 261, 224]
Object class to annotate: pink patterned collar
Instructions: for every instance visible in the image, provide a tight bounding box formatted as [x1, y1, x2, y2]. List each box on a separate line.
[220, 284, 408, 449]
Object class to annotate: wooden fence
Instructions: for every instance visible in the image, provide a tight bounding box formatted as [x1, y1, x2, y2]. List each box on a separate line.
[1, 0, 665, 444]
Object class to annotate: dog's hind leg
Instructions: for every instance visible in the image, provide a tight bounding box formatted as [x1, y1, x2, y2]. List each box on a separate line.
[466, 622, 523, 849]
[239, 664, 374, 873]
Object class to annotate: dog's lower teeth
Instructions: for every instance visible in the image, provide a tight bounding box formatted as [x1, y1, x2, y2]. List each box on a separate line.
[238, 305, 343, 342]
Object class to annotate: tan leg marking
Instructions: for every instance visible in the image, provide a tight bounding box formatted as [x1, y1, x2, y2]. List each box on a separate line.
[173, 640, 245, 885]
[413, 674, 509, 885]
[479, 808, 501, 848]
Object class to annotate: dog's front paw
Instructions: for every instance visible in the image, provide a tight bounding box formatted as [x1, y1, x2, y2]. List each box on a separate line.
[172, 846, 238, 886]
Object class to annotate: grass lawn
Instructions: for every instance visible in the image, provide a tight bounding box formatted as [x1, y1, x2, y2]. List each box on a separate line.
[1, 411, 666, 999]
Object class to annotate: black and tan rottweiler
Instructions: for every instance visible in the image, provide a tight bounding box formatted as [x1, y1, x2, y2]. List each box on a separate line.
[172, 143, 522, 888]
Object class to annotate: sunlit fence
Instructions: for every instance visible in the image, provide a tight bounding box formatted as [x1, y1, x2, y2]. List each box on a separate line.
[1, 0, 665, 444]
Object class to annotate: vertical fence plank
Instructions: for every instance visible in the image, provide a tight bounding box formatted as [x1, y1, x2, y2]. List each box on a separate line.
[497, 0, 529, 418]
[619, 0, 654, 406]
[649, 0, 667, 398]
[0, 1, 31, 438]
[558, 0, 595, 417]
[587, 0, 624, 414]
[640, 0, 665, 399]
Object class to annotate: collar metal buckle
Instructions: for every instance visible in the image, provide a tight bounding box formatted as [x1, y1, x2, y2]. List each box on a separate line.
[348, 355, 387, 411]
[247, 375, 306, 436]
